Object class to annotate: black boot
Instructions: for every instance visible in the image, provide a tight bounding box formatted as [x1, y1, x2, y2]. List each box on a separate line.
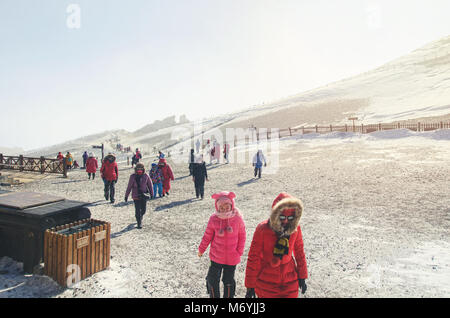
[223, 283, 236, 298]
[207, 281, 220, 298]
[136, 211, 142, 229]
[136, 217, 142, 229]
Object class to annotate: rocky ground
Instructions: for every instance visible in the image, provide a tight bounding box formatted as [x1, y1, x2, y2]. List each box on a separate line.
[1, 133, 449, 298]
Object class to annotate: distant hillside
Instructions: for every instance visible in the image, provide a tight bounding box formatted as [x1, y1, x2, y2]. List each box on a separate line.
[132, 115, 190, 137]
[0, 146, 24, 156]
[221, 35, 450, 131]
[24, 129, 131, 158]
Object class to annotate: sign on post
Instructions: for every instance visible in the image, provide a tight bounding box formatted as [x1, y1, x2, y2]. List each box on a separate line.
[92, 143, 104, 161]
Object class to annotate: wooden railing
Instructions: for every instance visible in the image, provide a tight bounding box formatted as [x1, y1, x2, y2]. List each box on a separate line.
[163, 120, 450, 151]
[253, 121, 450, 140]
[0, 154, 67, 177]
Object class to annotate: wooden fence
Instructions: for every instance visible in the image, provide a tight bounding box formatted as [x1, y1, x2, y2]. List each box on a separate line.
[0, 154, 67, 177]
[244, 121, 450, 142]
[165, 120, 450, 152]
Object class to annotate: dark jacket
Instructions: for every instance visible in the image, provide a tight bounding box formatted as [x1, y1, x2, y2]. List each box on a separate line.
[192, 162, 208, 186]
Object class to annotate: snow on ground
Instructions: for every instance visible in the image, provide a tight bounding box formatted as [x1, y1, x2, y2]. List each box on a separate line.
[1, 129, 449, 298]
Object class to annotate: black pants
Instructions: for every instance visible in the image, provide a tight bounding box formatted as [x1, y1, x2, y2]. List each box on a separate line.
[206, 261, 236, 298]
[88, 172, 95, 179]
[134, 199, 147, 226]
[103, 180, 115, 202]
[254, 167, 262, 178]
[194, 180, 205, 199]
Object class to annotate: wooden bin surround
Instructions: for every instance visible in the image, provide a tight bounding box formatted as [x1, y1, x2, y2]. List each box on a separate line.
[44, 218, 111, 287]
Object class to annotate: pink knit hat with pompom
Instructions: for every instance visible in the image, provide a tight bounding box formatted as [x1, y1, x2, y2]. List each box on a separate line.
[211, 191, 236, 212]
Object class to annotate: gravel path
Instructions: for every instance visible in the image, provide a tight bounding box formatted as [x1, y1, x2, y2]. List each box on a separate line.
[1, 136, 449, 298]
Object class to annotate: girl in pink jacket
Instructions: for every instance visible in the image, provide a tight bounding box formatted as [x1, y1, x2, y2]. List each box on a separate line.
[198, 191, 246, 298]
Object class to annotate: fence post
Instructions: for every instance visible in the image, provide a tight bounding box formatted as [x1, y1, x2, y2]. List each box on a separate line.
[302, 126, 305, 135]
[0, 153, 3, 170]
[127, 157, 129, 166]
[330, 124, 333, 132]
[378, 123, 382, 131]
[440, 122, 443, 129]
[19, 155, 24, 171]
[63, 160, 67, 178]
[345, 124, 347, 132]
[398, 122, 400, 129]
[361, 124, 364, 133]
[40, 156, 45, 174]
[289, 128, 292, 136]
[315, 125, 318, 133]
[267, 130, 270, 140]
[417, 122, 421, 132]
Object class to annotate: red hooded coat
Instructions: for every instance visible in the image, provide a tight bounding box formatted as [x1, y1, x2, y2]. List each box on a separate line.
[100, 155, 118, 181]
[245, 193, 308, 298]
[86, 157, 98, 173]
[158, 158, 174, 192]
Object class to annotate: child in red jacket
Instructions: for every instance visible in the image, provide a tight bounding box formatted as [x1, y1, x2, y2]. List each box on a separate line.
[245, 192, 308, 298]
[198, 191, 246, 298]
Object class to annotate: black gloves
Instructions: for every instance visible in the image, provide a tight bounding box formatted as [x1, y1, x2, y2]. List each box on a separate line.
[124, 196, 128, 202]
[299, 279, 307, 294]
[245, 288, 256, 298]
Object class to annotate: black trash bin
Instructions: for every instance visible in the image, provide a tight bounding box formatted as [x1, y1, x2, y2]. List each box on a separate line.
[0, 191, 91, 273]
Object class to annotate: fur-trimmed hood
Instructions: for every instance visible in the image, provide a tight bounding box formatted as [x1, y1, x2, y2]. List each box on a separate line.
[104, 154, 116, 163]
[269, 193, 303, 236]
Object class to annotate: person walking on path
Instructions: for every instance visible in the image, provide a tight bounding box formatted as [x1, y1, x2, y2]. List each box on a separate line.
[244, 192, 308, 298]
[57, 152, 64, 163]
[198, 191, 246, 298]
[252, 149, 267, 178]
[214, 141, 221, 164]
[189, 149, 195, 176]
[196, 139, 201, 154]
[131, 148, 142, 168]
[100, 153, 118, 203]
[158, 158, 174, 196]
[65, 152, 74, 170]
[86, 152, 98, 180]
[82, 151, 88, 168]
[149, 162, 163, 198]
[192, 155, 208, 199]
[223, 143, 230, 164]
[125, 163, 153, 229]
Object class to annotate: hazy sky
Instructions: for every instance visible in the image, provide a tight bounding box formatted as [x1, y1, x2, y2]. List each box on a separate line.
[1, 0, 450, 151]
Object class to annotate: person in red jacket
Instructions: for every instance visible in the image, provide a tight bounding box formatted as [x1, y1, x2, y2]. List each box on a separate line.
[158, 158, 174, 196]
[85, 152, 98, 180]
[100, 153, 118, 203]
[245, 192, 308, 298]
[56, 152, 64, 163]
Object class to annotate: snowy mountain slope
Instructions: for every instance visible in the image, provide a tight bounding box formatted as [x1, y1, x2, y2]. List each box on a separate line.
[221, 35, 450, 130]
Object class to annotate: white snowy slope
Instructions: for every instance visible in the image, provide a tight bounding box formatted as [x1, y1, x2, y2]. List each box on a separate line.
[221, 35, 450, 128]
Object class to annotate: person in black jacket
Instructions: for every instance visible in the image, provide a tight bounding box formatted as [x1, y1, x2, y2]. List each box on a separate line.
[189, 148, 195, 176]
[192, 154, 208, 199]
